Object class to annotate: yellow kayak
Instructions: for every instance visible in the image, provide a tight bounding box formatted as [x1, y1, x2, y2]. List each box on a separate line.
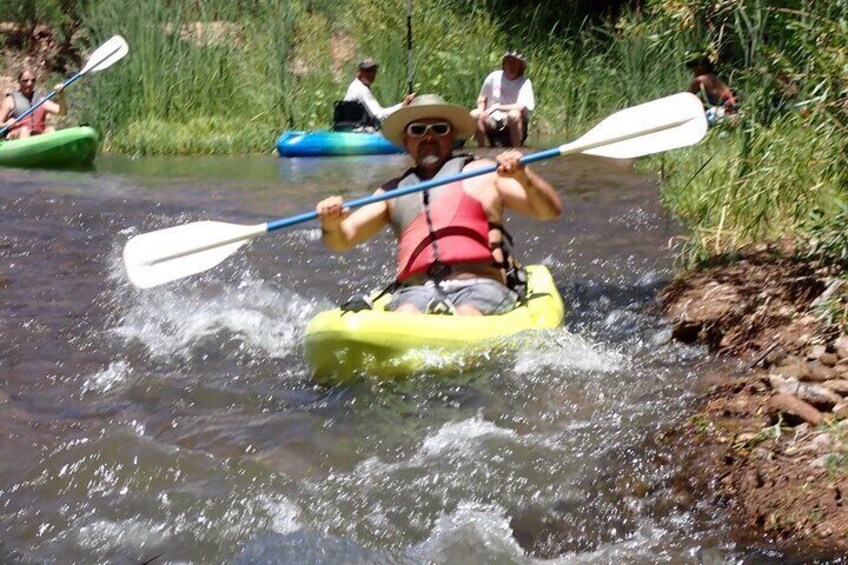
[304, 265, 564, 383]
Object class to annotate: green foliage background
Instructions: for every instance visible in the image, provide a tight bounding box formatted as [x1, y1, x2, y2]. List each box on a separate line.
[1, 0, 846, 278]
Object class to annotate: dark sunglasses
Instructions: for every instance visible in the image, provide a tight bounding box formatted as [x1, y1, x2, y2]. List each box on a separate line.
[405, 122, 452, 137]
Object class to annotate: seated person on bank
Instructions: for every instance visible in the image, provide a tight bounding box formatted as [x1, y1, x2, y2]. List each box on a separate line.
[1, 69, 66, 139]
[315, 94, 561, 316]
[686, 55, 738, 123]
[471, 50, 535, 148]
[338, 58, 414, 131]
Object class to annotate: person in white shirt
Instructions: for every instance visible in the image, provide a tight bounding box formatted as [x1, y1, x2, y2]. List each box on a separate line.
[471, 50, 535, 147]
[343, 58, 415, 124]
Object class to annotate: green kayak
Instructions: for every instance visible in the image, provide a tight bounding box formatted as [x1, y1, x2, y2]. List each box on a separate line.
[0, 126, 99, 169]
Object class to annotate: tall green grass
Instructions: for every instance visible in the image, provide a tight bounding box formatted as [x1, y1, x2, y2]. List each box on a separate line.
[74, 0, 694, 154]
[647, 1, 847, 264]
[77, 0, 296, 154]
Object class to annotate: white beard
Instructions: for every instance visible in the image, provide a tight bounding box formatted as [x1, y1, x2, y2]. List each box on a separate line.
[419, 154, 440, 168]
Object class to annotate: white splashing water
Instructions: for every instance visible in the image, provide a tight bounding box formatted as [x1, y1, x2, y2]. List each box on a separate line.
[260, 495, 301, 534]
[514, 330, 626, 374]
[112, 269, 324, 361]
[412, 502, 527, 563]
[416, 414, 518, 461]
[76, 518, 168, 553]
[353, 414, 518, 477]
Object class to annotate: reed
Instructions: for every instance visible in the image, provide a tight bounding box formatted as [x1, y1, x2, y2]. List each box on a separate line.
[74, 0, 694, 153]
[77, 0, 297, 155]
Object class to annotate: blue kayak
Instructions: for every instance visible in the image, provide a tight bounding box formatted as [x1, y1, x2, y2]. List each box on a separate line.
[275, 130, 404, 157]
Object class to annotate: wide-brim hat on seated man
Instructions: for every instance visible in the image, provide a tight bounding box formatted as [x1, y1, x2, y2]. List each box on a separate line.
[502, 49, 527, 70]
[357, 58, 378, 71]
[382, 93, 476, 147]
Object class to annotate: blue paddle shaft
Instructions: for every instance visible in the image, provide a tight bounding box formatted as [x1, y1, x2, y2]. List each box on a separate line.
[265, 147, 562, 232]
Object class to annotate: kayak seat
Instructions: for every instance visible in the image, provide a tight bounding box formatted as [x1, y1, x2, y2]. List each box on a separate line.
[332, 100, 381, 133]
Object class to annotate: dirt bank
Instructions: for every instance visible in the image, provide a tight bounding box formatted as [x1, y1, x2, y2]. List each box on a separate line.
[660, 248, 848, 557]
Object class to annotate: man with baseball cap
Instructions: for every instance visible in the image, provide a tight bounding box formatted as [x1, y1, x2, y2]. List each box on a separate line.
[315, 94, 561, 316]
[471, 50, 535, 147]
[342, 58, 415, 124]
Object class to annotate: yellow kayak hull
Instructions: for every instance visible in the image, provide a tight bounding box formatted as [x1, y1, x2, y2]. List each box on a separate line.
[304, 265, 564, 383]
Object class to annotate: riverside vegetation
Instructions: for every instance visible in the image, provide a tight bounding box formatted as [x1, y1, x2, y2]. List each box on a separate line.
[2, 0, 848, 554]
[2, 1, 844, 271]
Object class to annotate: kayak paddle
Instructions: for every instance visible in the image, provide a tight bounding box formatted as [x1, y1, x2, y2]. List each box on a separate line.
[123, 92, 707, 289]
[0, 35, 129, 139]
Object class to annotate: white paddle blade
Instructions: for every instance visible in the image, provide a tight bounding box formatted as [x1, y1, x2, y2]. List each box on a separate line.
[81, 35, 130, 74]
[123, 221, 267, 289]
[566, 92, 708, 159]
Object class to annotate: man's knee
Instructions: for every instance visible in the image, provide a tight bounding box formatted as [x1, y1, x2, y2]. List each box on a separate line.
[470, 108, 482, 120]
[506, 109, 524, 126]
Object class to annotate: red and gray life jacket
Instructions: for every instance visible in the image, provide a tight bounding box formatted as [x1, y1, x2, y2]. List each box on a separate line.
[340, 155, 526, 313]
[388, 156, 493, 281]
[6, 90, 47, 134]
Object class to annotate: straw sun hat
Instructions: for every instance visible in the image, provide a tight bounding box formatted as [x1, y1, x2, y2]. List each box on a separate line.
[381, 94, 476, 147]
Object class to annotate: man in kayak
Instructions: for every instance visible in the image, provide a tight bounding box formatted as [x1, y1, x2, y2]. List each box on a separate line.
[1, 69, 66, 139]
[471, 50, 535, 148]
[342, 58, 415, 124]
[686, 56, 738, 124]
[316, 94, 561, 316]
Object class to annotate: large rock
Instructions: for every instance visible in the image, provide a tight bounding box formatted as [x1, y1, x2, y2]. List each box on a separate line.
[768, 374, 843, 409]
[833, 402, 848, 419]
[835, 334, 848, 360]
[767, 393, 824, 426]
[823, 379, 848, 395]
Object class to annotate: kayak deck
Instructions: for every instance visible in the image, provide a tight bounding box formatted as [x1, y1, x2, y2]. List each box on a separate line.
[0, 126, 99, 169]
[304, 265, 564, 383]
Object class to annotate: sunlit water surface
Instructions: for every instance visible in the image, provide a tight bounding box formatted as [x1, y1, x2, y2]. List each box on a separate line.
[0, 152, 787, 564]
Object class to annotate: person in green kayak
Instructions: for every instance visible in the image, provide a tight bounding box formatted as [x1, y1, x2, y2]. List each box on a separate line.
[1, 69, 66, 139]
[316, 94, 561, 316]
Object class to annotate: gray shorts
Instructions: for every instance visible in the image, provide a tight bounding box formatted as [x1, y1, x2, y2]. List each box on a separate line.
[387, 278, 518, 315]
[486, 110, 509, 132]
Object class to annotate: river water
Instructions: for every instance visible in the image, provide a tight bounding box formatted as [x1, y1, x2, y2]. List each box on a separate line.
[0, 152, 784, 564]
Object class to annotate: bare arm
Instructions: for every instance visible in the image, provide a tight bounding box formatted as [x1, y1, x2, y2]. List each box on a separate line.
[317, 190, 390, 251]
[489, 152, 561, 220]
[687, 76, 704, 95]
[43, 83, 67, 115]
[464, 154, 561, 220]
[0, 96, 13, 124]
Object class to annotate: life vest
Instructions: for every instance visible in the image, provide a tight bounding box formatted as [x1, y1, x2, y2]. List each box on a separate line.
[388, 156, 493, 281]
[6, 90, 47, 134]
[340, 156, 527, 313]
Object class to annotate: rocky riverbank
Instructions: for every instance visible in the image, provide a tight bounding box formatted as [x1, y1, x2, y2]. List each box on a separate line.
[660, 248, 848, 556]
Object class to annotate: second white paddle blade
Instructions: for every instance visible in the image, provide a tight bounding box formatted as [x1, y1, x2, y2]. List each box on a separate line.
[123, 220, 267, 289]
